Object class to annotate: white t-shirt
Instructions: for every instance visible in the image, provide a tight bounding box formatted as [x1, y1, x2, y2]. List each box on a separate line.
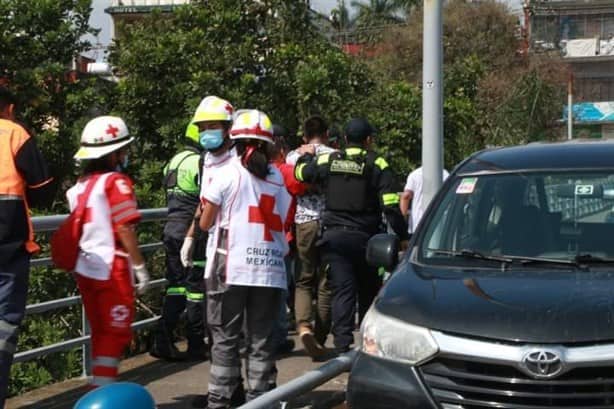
[404, 167, 449, 233]
[200, 148, 236, 261]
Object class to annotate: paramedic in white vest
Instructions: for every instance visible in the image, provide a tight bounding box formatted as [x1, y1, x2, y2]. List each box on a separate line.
[69, 116, 150, 389]
[179, 96, 235, 269]
[199, 110, 292, 409]
[183, 97, 253, 409]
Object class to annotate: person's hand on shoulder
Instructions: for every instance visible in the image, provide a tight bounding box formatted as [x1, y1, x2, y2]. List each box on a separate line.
[297, 144, 316, 156]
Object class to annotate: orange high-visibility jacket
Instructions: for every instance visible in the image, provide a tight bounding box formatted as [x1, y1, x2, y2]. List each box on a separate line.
[0, 119, 53, 261]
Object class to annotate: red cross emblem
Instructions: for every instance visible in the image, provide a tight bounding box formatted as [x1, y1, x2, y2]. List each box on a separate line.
[248, 194, 282, 242]
[106, 124, 120, 138]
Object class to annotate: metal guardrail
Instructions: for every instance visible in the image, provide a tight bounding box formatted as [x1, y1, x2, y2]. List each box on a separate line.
[238, 350, 356, 409]
[16, 208, 169, 376]
[21, 207, 356, 405]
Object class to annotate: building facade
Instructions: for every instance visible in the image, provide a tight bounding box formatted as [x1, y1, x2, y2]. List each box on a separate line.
[526, 0, 614, 137]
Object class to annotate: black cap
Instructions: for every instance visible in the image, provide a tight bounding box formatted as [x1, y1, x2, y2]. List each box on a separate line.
[344, 118, 375, 143]
[272, 124, 288, 138]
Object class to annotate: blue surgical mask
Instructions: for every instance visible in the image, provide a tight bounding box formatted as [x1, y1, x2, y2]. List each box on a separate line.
[199, 129, 224, 150]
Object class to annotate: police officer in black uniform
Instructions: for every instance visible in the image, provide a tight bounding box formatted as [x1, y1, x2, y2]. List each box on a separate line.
[294, 118, 409, 355]
[150, 124, 208, 361]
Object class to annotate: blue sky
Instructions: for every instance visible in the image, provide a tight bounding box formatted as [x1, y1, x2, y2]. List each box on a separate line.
[87, 0, 522, 61]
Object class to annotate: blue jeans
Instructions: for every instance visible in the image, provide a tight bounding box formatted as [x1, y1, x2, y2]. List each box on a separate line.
[0, 250, 29, 408]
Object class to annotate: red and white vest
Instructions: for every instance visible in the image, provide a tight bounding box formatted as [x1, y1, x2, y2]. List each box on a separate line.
[67, 172, 137, 280]
[204, 158, 292, 289]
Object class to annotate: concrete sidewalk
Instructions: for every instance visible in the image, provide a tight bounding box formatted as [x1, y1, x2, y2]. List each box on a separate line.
[7, 334, 350, 409]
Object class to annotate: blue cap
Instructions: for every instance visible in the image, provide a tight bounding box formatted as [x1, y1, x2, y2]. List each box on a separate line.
[74, 382, 155, 409]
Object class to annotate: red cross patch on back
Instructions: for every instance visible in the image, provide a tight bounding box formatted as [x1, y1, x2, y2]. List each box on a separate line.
[248, 194, 282, 242]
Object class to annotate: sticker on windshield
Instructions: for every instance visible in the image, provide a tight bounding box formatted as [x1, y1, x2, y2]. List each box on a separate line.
[456, 177, 478, 194]
[575, 185, 594, 196]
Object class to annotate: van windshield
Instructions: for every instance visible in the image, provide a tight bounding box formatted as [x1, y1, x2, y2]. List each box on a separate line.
[419, 171, 614, 266]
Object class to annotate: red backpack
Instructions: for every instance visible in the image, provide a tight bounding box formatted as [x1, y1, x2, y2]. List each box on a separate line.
[51, 175, 100, 272]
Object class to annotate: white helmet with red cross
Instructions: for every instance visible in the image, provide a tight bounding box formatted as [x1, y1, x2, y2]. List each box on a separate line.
[74, 116, 134, 160]
[229, 110, 274, 144]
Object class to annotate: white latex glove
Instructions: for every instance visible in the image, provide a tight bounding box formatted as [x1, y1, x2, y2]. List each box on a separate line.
[180, 236, 195, 268]
[133, 263, 150, 295]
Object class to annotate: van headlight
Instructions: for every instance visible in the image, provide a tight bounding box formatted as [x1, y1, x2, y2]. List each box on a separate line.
[361, 304, 438, 365]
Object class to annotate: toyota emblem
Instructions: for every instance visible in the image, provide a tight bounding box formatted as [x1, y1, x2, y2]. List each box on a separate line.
[521, 349, 563, 379]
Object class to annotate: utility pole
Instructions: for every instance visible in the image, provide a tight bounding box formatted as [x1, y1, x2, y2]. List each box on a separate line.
[421, 0, 444, 209]
[567, 70, 573, 140]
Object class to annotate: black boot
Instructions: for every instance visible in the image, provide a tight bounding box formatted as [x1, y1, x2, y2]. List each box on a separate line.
[230, 382, 246, 407]
[186, 337, 209, 361]
[149, 331, 187, 361]
[191, 383, 244, 408]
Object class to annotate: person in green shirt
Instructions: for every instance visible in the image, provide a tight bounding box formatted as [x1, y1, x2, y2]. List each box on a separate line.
[150, 123, 208, 361]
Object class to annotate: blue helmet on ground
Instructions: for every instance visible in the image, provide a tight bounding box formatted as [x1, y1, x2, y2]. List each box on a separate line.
[74, 382, 156, 409]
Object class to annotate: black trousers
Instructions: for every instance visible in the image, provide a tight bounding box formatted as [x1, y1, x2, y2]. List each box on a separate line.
[156, 235, 205, 346]
[319, 229, 382, 349]
[0, 249, 29, 407]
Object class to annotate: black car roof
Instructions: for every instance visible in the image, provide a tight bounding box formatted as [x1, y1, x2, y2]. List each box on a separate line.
[457, 139, 614, 174]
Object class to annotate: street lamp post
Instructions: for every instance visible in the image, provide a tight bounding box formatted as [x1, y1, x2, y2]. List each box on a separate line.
[421, 0, 444, 209]
[567, 70, 573, 140]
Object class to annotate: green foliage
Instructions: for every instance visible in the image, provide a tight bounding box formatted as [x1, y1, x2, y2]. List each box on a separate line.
[0, 0, 109, 207]
[351, 0, 406, 28]
[294, 46, 374, 126]
[480, 62, 565, 146]
[331, 0, 354, 30]
[109, 0, 372, 152]
[9, 304, 82, 395]
[369, 0, 566, 169]
[369, 81, 421, 178]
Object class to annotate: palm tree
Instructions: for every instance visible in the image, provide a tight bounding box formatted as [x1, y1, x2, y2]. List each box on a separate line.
[330, 0, 354, 31]
[390, 0, 419, 17]
[350, 0, 405, 28]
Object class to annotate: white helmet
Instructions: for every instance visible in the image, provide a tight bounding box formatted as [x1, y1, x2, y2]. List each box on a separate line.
[229, 110, 274, 144]
[74, 116, 134, 160]
[191, 96, 234, 124]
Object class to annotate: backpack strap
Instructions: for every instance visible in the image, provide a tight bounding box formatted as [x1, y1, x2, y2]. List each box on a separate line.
[74, 173, 102, 221]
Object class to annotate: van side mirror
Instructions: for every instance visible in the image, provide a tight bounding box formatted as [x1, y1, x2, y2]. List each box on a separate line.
[366, 234, 400, 271]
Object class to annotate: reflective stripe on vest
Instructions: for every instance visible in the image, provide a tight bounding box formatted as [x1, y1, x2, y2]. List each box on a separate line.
[186, 291, 204, 302]
[382, 192, 400, 206]
[0, 119, 38, 253]
[166, 286, 186, 296]
[0, 194, 22, 200]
